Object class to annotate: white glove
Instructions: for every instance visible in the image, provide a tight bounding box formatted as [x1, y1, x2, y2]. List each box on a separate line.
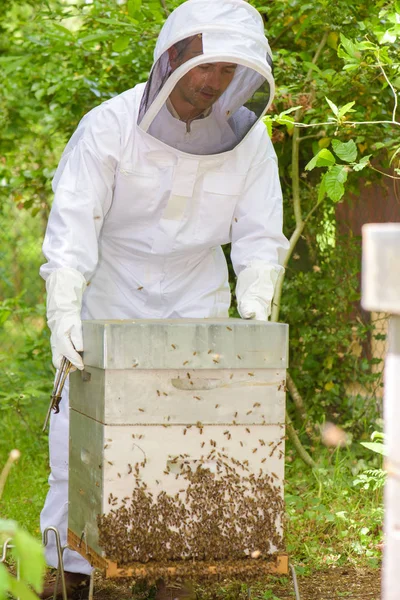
[46, 267, 87, 371]
[236, 261, 282, 321]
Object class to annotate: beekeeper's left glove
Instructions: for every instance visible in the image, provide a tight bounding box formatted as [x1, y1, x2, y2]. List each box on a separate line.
[236, 261, 282, 322]
[46, 267, 87, 371]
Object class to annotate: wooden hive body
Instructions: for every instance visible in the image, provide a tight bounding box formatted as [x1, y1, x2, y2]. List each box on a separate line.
[68, 319, 289, 576]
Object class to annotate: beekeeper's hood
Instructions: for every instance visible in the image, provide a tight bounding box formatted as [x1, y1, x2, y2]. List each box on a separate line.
[138, 0, 274, 156]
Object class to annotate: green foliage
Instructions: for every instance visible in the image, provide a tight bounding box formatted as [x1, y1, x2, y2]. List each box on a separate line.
[0, 455, 46, 599]
[281, 231, 382, 430]
[285, 449, 383, 569]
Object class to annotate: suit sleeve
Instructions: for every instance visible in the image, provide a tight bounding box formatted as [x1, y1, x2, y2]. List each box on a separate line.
[230, 128, 289, 276]
[40, 104, 124, 282]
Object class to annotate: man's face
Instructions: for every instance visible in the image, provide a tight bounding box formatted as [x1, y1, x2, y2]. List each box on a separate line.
[170, 36, 237, 112]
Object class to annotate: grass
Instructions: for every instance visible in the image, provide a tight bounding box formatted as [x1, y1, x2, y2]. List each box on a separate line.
[0, 317, 383, 585]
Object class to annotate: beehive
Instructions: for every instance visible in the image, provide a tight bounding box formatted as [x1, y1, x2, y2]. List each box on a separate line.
[67, 319, 289, 578]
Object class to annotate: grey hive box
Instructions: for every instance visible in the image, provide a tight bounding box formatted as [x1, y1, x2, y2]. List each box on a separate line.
[67, 319, 289, 576]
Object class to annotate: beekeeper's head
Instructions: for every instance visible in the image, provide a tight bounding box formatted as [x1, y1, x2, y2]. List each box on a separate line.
[138, 0, 275, 155]
[168, 34, 237, 117]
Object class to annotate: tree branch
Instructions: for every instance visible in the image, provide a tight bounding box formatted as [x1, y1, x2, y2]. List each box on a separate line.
[271, 32, 329, 323]
[286, 372, 308, 423]
[377, 49, 398, 123]
[286, 411, 318, 469]
[160, 0, 170, 17]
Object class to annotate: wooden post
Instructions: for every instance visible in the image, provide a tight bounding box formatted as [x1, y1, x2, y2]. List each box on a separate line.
[362, 224, 400, 600]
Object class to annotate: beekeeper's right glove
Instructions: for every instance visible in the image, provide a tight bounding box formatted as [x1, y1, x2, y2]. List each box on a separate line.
[46, 267, 87, 371]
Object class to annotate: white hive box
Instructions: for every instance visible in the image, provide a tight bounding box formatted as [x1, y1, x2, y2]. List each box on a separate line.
[68, 319, 289, 577]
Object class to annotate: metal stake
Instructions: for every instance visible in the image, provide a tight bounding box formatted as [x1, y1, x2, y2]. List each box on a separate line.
[42, 526, 68, 600]
[1, 538, 21, 600]
[289, 563, 301, 600]
[88, 569, 95, 600]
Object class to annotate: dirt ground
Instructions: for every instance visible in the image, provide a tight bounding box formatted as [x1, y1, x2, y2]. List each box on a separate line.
[86, 567, 381, 599]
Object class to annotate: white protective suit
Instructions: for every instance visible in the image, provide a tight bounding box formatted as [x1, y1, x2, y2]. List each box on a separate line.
[40, 0, 289, 573]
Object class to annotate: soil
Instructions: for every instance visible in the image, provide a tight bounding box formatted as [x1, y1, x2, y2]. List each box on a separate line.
[69, 566, 381, 599]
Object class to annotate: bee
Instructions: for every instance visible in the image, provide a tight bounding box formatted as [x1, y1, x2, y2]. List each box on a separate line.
[183, 361, 189, 366]
[171, 344, 177, 350]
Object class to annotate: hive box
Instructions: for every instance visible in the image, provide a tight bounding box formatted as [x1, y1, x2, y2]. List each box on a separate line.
[68, 319, 288, 573]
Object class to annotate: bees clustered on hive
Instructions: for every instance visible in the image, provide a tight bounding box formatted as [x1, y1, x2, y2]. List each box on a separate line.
[97, 448, 284, 582]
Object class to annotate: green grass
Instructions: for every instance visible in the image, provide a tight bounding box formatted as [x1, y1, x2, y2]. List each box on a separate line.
[285, 447, 383, 571]
[0, 314, 53, 539]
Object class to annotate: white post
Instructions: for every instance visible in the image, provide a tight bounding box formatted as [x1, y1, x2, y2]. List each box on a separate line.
[362, 224, 400, 600]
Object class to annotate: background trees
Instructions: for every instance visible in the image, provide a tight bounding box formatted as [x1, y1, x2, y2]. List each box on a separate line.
[1, 0, 399, 463]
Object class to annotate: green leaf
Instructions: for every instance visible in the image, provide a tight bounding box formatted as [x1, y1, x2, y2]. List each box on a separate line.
[276, 115, 294, 132]
[263, 116, 273, 138]
[8, 576, 40, 600]
[353, 155, 372, 171]
[325, 166, 348, 202]
[305, 149, 336, 171]
[0, 564, 9, 597]
[332, 139, 358, 163]
[78, 32, 110, 45]
[338, 101, 356, 119]
[50, 23, 76, 40]
[112, 36, 131, 53]
[278, 105, 303, 116]
[340, 33, 360, 59]
[12, 529, 45, 593]
[381, 30, 397, 44]
[325, 97, 338, 117]
[128, 0, 142, 16]
[360, 442, 387, 456]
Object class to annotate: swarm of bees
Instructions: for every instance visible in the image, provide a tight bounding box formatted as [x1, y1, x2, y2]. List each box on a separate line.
[97, 451, 284, 582]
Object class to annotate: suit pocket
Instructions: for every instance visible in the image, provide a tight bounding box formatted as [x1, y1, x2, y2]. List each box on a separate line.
[195, 172, 245, 244]
[110, 167, 161, 228]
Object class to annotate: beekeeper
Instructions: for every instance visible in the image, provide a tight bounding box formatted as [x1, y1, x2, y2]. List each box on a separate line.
[39, 0, 289, 596]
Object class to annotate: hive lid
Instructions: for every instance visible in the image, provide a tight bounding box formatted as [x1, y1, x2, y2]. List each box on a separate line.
[82, 319, 289, 370]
